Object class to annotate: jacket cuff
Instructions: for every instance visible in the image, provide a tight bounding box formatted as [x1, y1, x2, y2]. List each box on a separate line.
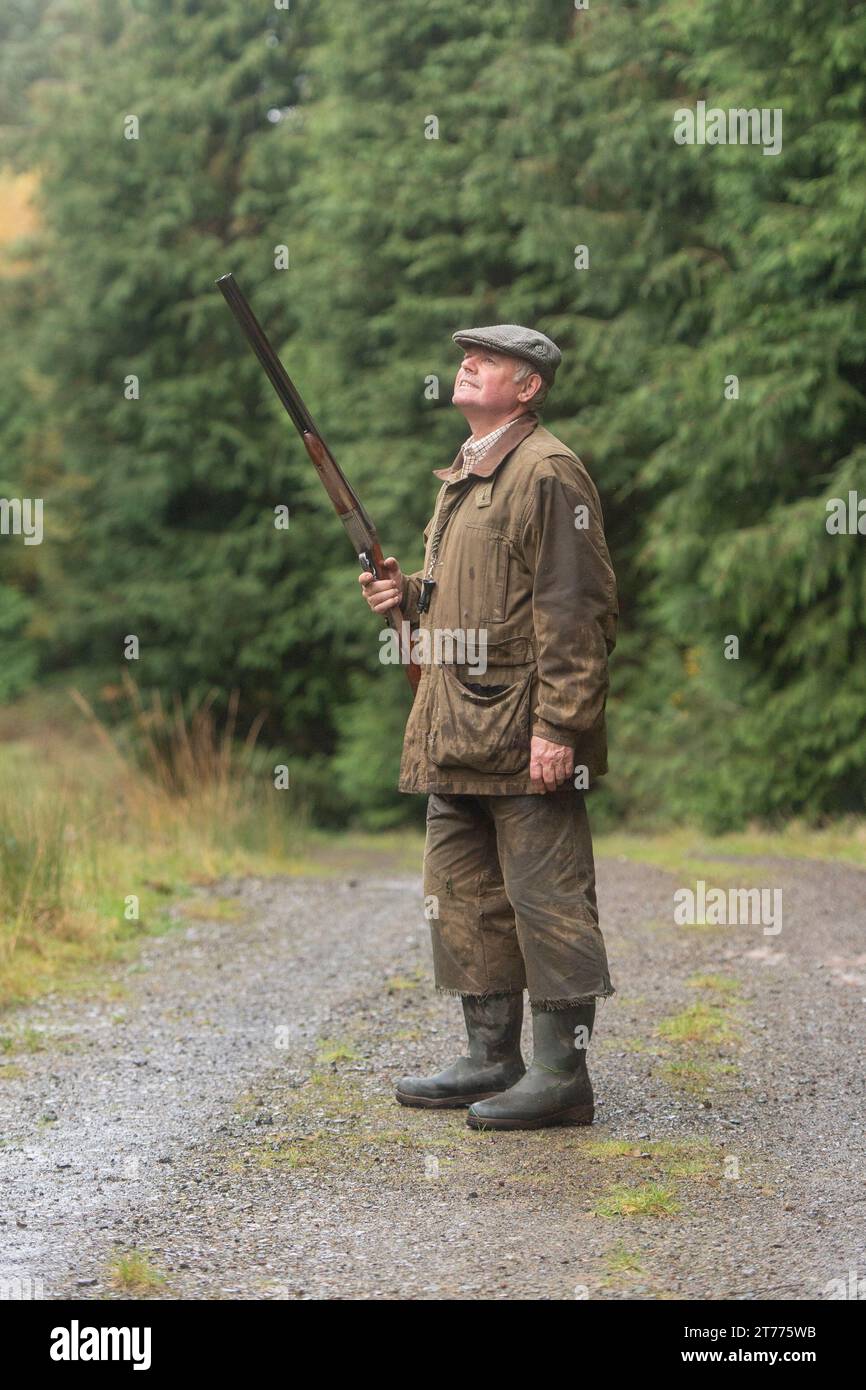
[532, 719, 576, 748]
[401, 572, 424, 628]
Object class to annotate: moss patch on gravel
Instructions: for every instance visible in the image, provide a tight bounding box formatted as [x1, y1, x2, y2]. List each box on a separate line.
[0, 1025, 48, 1054]
[594, 1183, 680, 1218]
[658, 1003, 740, 1047]
[660, 1058, 740, 1094]
[604, 1243, 645, 1274]
[655, 979, 744, 1098]
[107, 1248, 168, 1293]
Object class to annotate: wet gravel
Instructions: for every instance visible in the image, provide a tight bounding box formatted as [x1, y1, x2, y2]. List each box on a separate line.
[0, 855, 864, 1301]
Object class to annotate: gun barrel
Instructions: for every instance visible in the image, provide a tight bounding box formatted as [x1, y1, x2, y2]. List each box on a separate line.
[216, 273, 318, 438]
[216, 272, 421, 696]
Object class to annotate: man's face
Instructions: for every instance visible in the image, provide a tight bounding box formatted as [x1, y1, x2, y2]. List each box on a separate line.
[452, 347, 538, 417]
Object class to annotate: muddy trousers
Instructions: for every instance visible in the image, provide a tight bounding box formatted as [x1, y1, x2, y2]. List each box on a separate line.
[423, 789, 615, 1010]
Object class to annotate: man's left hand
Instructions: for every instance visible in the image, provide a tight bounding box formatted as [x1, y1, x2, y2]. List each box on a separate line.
[529, 735, 574, 792]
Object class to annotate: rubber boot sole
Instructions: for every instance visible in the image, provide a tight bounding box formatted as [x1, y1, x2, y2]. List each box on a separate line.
[395, 1088, 504, 1110]
[466, 1101, 594, 1130]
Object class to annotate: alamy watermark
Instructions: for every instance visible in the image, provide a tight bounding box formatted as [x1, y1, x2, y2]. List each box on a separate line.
[50, 1321, 151, 1369]
[822, 1268, 866, 1299]
[826, 491, 866, 535]
[674, 880, 782, 935]
[0, 1274, 44, 1299]
[379, 622, 488, 675]
[0, 497, 43, 545]
[673, 100, 782, 157]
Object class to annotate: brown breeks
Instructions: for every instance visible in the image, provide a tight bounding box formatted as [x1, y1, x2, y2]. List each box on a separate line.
[423, 789, 615, 1009]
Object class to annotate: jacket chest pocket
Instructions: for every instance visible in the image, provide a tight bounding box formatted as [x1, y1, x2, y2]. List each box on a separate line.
[467, 526, 511, 624]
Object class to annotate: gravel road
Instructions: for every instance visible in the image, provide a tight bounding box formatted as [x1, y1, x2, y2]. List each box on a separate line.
[1, 853, 864, 1300]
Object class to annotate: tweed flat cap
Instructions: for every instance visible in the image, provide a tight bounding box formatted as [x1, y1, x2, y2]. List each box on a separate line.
[452, 323, 562, 383]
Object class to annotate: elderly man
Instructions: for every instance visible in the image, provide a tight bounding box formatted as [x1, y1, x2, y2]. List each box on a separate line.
[359, 325, 617, 1130]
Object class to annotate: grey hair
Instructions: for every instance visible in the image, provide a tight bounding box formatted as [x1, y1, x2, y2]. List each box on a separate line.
[512, 358, 550, 409]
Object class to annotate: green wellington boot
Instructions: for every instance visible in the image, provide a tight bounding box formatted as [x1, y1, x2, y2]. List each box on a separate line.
[395, 992, 525, 1109]
[466, 1001, 596, 1130]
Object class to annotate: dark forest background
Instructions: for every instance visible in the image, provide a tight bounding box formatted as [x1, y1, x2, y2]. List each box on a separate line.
[1, 0, 864, 832]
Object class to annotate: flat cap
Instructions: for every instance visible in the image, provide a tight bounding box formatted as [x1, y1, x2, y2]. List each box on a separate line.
[452, 323, 562, 384]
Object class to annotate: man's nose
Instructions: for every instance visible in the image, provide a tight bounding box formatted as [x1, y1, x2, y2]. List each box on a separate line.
[462, 357, 477, 373]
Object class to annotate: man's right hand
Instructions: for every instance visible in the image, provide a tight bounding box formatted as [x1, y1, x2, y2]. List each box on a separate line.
[359, 556, 404, 614]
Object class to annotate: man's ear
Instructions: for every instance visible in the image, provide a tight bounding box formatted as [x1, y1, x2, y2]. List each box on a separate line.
[518, 372, 542, 402]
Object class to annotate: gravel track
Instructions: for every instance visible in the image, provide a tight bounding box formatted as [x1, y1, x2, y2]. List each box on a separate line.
[1, 854, 864, 1301]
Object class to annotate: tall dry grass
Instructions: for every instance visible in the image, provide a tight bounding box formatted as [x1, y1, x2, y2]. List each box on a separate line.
[0, 790, 67, 949]
[68, 673, 267, 819]
[0, 678, 277, 1002]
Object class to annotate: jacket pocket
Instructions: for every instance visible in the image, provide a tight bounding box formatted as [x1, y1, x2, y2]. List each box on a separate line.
[428, 663, 532, 776]
[466, 526, 510, 623]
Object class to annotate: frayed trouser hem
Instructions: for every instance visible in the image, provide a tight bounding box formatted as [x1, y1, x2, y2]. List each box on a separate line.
[436, 986, 524, 1001]
[435, 985, 615, 1009]
[530, 984, 616, 1012]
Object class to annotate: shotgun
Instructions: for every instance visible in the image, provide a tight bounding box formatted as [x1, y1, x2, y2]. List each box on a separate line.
[216, 273, 420, 695]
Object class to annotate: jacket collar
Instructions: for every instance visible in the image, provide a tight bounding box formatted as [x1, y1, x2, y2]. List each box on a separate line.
[432, 411, 539, 482]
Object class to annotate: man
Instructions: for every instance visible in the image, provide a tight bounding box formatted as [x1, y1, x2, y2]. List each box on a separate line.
[359, 324, 617, 1130]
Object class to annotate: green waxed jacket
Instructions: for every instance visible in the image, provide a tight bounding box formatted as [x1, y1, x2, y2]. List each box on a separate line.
[397, 412, 618, 796]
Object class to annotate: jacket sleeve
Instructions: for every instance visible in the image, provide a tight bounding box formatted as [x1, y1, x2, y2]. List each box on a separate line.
[401, 513, 436, 629]
[520, 468, 618, 747]
[401, 571, 424, 627]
